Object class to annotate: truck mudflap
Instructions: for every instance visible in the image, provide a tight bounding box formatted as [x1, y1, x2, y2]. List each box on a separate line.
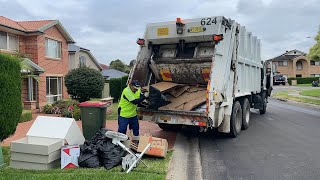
[138, 108, 208, 127]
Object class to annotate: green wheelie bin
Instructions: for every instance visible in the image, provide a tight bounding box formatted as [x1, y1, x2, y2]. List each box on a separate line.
[78, 102, 108, 140]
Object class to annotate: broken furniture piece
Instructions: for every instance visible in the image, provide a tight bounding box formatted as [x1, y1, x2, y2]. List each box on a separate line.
[10, 116, 85, 170]
[105, 131, 150, 173]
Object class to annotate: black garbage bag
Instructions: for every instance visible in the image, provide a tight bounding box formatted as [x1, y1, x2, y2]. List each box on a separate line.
[97, 139, 126, 170]
[78, 128, 126, 170]
[78, 143, 100, 168]
[148, 86, 170, 110]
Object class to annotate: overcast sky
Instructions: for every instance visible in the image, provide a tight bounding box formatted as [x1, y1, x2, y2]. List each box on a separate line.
[0, 0, 319, 65]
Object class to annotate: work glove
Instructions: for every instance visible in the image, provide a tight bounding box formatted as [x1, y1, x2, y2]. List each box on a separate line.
[144, 92, 149, 98]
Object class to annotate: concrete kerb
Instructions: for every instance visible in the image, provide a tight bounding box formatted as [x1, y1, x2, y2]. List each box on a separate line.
[166, 132, 203, 180]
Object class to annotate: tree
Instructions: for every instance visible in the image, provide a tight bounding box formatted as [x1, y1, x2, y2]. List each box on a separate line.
[308, 27, 320, 61]
[110, 59, 126, 72]
[0, 54, 22, 141]
[65, 67, 105, 102]
[129, 60, 136, 67]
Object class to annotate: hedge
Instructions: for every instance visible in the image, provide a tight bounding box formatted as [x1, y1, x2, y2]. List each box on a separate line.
[0, 54, 22, 141]
[109, 76, 128, 102]
[287, 77, 320, 85]
[20, 110, 32, 123]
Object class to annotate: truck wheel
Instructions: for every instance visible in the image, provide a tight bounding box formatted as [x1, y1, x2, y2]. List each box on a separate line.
[259, 101, 266, 114]
[230, 101, 242, 137]
[158, 123, 181, 131]
[241, 98, 250, 130]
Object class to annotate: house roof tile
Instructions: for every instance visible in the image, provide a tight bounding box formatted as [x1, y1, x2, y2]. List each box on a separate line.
[0, 16, 25, 31]
[102, 69, 128, 80]
[17, 20, 55, 31]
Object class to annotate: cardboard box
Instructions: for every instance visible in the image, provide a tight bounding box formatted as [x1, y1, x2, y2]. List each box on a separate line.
[137, 134, 168, 158]
[61, 145, 80, 169]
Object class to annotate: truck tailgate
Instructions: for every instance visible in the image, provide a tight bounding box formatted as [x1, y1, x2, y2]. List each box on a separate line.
[138, 108, 208, 127]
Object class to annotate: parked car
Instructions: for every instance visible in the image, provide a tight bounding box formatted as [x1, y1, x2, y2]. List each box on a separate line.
[273, 75, 286, 85]
[312, 81, 319, 87]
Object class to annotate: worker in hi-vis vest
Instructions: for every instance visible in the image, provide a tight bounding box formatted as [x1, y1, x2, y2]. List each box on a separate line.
[118, 80, 148, 136]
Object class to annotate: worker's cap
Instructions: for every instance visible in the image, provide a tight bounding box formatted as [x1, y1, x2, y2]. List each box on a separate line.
[130, 80, 141, 89]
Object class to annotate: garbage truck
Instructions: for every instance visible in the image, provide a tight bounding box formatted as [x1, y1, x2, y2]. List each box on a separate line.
[128, 16, 272, 137]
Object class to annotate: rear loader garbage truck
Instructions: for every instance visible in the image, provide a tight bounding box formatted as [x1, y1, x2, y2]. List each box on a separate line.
[129, 16, 273, 137]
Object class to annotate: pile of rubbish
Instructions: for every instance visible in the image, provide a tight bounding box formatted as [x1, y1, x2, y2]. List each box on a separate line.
[78, 128, 125, 169]
[143, 82, 206, 111]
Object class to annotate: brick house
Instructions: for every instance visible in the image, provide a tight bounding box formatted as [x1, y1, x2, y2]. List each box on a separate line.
[68, 44, 102, 71]
[0, 16, 75, 110]
[269, 49, 320, 80]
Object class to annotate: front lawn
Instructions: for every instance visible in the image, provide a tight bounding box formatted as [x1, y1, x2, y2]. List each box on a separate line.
[106, 103, 118, 120]
[272, 91, 320, 105]
[296, 83, 312, 87]
[0, 146, 172, 180]
[300, 89, 320, 98]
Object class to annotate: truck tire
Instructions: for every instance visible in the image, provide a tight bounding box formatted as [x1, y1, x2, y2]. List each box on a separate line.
[241, 98, 250, 130]
[158, 123, 181, 131]
[230, 101, 242, 137]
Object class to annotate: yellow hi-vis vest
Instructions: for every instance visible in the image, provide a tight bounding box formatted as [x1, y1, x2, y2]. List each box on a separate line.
[118, 86, 141, 118]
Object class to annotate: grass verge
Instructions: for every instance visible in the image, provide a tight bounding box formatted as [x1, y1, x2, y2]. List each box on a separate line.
[272, 91, 320, 105]
[0, 146, 172, 180]
[296, 84, 312, 87]
[299, 89, 320, 98]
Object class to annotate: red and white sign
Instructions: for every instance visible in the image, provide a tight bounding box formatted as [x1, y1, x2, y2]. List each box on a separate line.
[61, 145, 80, 169]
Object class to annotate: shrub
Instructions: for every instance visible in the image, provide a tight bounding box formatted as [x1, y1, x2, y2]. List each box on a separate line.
[62, 109, 72, 118]
[52, 99, 78, 110]
[20, 110, 32, 123]
[287, 77, 319, 85]
[45, 99, 81, 120]
[109, 76, 128, 102]
[65, 67, 105, 102]
[43, 104, 53, 114]
[0, 54, 22, 141]
[73, 106, 81, 121]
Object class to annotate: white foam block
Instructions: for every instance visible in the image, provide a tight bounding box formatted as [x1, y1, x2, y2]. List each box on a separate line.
[27, 116, 85, 145]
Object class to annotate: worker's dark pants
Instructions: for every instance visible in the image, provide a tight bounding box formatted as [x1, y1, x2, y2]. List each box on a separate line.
[118, 115, 139, 136]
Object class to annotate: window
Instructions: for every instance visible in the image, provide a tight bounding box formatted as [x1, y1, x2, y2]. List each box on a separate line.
[45, 38, 61, 58]
[0, 31, 18, 51]
[79, 55, 86, 68]
[46, 77, 62, 103]
[296, 61, 303, 70]
[278, 60, 288, 66]
[310, 60, 320, 66]
[311, 74, 320, 77]
[296, 74, 302, 78]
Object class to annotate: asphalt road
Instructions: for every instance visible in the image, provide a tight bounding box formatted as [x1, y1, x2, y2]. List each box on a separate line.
[198, 99, 320, 180]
